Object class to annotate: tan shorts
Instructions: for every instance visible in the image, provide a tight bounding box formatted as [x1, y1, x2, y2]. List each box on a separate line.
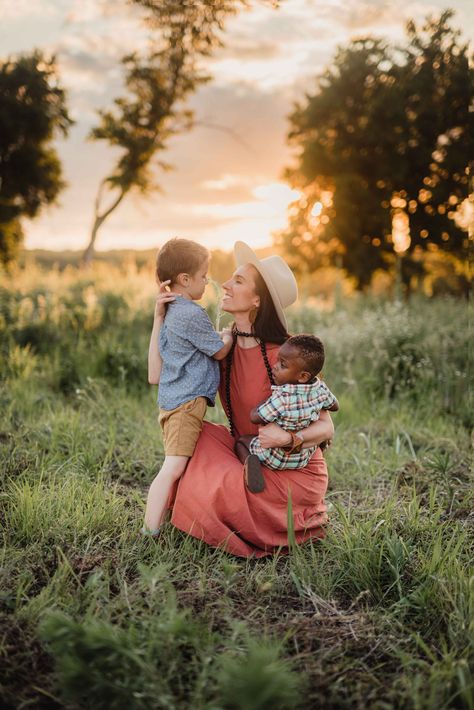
[158, 396, 207, 457]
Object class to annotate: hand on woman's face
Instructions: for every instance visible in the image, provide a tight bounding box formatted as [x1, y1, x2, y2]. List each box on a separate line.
[221, 264, 260, 314]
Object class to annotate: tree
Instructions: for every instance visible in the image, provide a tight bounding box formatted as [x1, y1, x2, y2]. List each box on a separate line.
[82, 0, 250, 264]
[396, 12, 472, 262]
[280, 11, 472, 290]
[0, 52, 72, 266]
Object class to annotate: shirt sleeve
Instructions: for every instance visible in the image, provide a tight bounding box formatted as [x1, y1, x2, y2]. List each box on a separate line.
[170, 306, 224, 357]
[256, 391, 283, 423]
[317, 382, 337, 408]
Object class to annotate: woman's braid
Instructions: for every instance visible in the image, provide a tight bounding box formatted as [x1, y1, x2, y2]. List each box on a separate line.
[260, 341, 276, 387]
[224, 329, 275, 437]
[224, 333, 238, 437]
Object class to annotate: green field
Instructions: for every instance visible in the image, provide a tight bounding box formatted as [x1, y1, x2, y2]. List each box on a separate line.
[0, 264, 472, 709]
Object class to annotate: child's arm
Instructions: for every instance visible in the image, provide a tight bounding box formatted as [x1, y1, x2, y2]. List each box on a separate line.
[250, 392, 282, 426]
[326, 398, 339, 412]
[183, 312, 231, 362]
[212, 328, 234, 361]
[319, 382, 339, 412]
[258, 410, 334, 450]
[250, 406, 266, 425]
[148, 282, 175, 385]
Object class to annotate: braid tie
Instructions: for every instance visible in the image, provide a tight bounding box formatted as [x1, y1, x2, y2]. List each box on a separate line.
[224, 326, 275, 436]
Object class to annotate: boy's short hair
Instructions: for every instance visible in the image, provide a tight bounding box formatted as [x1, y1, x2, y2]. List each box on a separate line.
[286, 334, 325, 377]
[156, 238, 209, 283]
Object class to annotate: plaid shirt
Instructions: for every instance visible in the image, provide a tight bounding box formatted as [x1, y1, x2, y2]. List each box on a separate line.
[249, 379, 336, 470]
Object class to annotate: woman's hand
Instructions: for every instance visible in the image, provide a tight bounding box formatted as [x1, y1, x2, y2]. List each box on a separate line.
[258, 411, 334, 450]
[257, 423, 292, 449]
[154, 280, 176, 320]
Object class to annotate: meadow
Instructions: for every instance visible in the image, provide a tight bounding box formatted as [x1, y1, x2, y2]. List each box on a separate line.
[0, 262, 472, 709]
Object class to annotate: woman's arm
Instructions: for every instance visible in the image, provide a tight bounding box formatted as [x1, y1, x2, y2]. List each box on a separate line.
[257, 410, 334, 449]
[148, 281, 176, 385]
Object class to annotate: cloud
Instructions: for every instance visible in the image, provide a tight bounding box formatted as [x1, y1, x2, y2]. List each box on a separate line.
[0, 0, 58, 21]
[10, 0, 474, 253]
[199, 175, 258, 204]
[51, 0, 148, 100]
[53, 28, 146, 117]
[207, 0, 454, 91]
[201, 174, 250, 191]
[57, 47, 121, 95]
[207, 1, 359, 90]
[64, 0, 141, 25]
[340, 0, 440, 31]
[191, 182, 300, 222]
[219, 37, 281, 60]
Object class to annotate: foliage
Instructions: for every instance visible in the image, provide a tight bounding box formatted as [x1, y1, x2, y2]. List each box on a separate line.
[280, 11, 472, 290]
[0, 52, 72, 267]
[83, 0, 250, 263]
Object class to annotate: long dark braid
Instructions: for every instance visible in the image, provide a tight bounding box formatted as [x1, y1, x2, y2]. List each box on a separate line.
[224, 333, 238, 437]
[224, 328, 276, 437]
[259, 340, 275, 387]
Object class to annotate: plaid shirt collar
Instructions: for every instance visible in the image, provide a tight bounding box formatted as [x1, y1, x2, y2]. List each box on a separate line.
[271, 378, 321, 393]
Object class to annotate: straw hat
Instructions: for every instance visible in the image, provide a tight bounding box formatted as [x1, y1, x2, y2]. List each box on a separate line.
[234, 241, 298, 330]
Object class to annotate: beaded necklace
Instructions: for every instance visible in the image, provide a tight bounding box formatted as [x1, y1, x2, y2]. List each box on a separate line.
[224, 327, 275, 437]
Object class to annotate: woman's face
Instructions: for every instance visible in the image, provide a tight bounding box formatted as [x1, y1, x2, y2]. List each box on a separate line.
[221, 264, 260, 314]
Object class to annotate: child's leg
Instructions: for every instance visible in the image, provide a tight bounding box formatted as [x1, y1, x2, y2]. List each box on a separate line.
[144, 455, 189, 531]
[235, 436, 265, 494]
[234, 435, 254, 464]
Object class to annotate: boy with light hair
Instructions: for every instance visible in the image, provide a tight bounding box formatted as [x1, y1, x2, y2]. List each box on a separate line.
[143, 238, 233, 535]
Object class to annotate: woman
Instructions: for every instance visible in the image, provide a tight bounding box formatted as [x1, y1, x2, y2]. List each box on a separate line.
[149, 241, 334, 557]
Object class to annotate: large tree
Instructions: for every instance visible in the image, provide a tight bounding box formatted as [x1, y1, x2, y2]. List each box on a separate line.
[0, 52, 72, 266]
[82, 0, 251, 264]
[280, 11, 472, 289]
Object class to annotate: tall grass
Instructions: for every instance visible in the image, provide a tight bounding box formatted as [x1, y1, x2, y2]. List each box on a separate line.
[0, 264, 472, 709]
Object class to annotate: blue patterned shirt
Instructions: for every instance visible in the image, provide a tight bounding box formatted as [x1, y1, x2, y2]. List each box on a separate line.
[158, 295, 223, 410]
[249, 379, 337, 470]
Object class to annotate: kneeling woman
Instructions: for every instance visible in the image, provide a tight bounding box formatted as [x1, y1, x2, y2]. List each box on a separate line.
[150, 240, 334, 557]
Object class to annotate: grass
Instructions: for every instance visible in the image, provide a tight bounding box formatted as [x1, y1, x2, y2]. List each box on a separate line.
[0, 264, 472, 709]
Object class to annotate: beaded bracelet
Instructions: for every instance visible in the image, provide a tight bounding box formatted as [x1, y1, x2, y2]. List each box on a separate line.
[281, 431, 304, 454]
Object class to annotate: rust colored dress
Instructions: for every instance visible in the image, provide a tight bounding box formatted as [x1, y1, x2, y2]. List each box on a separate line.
[169, 343, 329, 557]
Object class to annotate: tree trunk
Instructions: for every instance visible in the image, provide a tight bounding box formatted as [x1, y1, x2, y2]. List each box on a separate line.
[82, 215, 102, 266]
[81, 184, 125, 266]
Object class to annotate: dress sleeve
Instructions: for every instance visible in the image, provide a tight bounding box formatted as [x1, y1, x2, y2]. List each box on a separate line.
[168, 307, 224, 356]
[256, 391, 283, 423]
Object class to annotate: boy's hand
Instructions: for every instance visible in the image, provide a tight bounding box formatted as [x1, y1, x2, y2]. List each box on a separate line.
[220, 327, 233, 343]
[213, 327, 234, 361]
[154, 280, 176, 320]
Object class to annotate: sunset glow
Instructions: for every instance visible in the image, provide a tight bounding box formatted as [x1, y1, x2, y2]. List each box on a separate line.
[2, 0, 473, 254]
[392, 210, 411, 254]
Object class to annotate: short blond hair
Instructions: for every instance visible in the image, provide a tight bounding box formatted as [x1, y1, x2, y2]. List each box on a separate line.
[156, 238, 209, 284]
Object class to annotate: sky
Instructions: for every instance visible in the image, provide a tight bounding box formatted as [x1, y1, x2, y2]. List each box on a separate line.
[1, 0, 472, 253]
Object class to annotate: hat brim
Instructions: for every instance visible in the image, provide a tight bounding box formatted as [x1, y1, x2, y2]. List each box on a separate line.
[233, 241, 289, 331]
